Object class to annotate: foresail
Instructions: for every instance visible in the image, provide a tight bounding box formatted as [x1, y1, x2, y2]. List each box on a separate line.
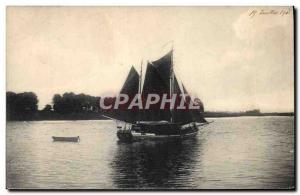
[120, 66, 140, 96]
[173, 76, 195, 124]
[102, 66, 139, 123]
[182, 84, 207, 123]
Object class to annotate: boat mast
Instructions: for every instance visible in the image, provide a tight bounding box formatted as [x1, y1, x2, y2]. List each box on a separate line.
[170, 44, 174, 123]
[138, 60, 143, 124]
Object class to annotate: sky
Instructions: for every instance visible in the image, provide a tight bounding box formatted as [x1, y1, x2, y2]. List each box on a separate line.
[7, 6, 294, 112]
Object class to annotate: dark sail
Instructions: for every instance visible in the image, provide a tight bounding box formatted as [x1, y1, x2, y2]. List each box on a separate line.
[172, 76, 195, 124]
[142, 51, 173, 122]
[141, 62, 171, 121]
[120, 66, 140, 97]
[182, 84, 207, 123]
[151, 50, 172, 88]
[106, 49, 209, 142]
[141, 51, 176, 122]
[102, 50, 207, 125]
[103, 66, 140, 123]
[142, 50, 199, 124]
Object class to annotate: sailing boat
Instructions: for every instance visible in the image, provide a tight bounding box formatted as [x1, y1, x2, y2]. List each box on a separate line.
[101, 49, 209, 142]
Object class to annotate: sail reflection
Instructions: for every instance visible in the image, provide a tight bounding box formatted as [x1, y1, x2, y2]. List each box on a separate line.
[110, 138, 202, 189]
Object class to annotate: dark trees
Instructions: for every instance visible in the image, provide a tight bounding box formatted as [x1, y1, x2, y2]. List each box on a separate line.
[42, 104, 52, 112]
[52, 92, 100, 114]
[6, 91, 38, 120]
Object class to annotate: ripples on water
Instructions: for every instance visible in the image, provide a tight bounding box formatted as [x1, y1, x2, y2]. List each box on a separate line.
[6, 117, 294, 189]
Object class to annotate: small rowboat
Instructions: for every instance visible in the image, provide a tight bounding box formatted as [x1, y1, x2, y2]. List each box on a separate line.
[52, 136, 80, 142]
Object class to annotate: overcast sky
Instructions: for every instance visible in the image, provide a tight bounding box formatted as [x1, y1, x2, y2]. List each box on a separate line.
[7, 6, 294, 112]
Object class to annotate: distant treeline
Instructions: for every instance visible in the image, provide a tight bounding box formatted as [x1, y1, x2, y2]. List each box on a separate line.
[6, 91, 294, 121]
[203, 111, 294, 118]
[6, 91, 105, 121]
[52, 93, 100, 113]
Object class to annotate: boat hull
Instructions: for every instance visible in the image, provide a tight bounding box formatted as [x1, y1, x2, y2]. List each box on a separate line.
[117, 124, 199, 142]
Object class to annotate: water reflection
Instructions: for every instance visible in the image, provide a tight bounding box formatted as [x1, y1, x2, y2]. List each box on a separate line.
[111, 137, 202, 189]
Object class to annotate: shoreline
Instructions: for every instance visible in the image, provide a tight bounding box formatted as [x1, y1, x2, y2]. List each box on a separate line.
[6, 112, 294, 122]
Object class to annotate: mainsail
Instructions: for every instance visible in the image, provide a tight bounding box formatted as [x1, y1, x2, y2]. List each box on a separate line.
[141, 50, 204, 125]
[141, 51, 174, 122]
[141, 62, 171, 121]
[151, 50, 172, 88]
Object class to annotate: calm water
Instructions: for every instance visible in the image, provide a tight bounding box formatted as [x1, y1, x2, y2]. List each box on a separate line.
[6, 117, 294, 189]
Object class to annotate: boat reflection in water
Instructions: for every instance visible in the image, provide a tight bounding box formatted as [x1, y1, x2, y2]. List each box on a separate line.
[110, 137, 203, 189]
